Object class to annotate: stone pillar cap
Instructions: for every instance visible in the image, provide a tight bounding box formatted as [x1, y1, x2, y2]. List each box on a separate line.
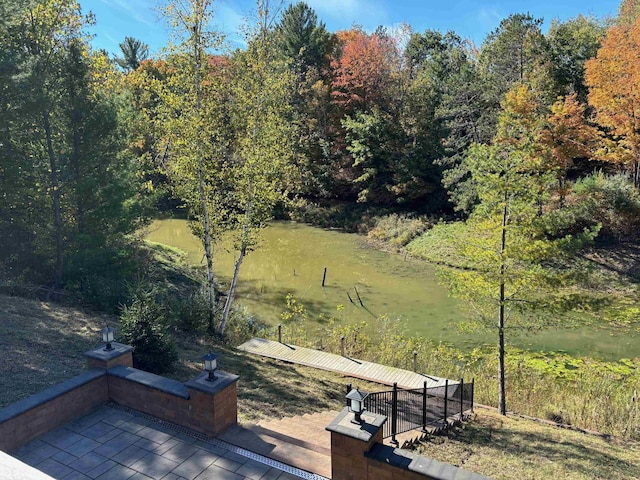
[84, 342, 133, 362]
[185, 371, 239, 395]
[325, 407, 387, 442]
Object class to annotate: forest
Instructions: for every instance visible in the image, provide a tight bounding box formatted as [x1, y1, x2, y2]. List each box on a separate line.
[3, 0, 640, 434]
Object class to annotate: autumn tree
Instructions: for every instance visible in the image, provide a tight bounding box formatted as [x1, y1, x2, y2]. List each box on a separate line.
[541, 93, 599, 202]
[331, 28, 396, 114]
[585, 18, 640, 186]
[619, 0, 640, 25]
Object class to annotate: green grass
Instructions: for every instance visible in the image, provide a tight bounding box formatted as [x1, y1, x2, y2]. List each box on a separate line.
[413, 408, 640, 480]
[2, 293, 640, 479]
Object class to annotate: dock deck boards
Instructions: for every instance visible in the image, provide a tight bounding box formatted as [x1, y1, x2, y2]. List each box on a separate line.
[237, 338, 456, 389]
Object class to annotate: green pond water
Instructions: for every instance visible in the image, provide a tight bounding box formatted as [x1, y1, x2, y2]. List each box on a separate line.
[146, 219, 639, 360]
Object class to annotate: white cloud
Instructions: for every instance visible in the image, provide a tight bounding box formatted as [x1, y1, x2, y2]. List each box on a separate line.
[98, 0, 157, 27]
[304, 0, 389, 30]
[477, 6, 503, 30]
[215, 2, 246, 33]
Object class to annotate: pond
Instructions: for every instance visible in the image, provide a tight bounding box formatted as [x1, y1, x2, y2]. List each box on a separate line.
[146, 219, 640, 360]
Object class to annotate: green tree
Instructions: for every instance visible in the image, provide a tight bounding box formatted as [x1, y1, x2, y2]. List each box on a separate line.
[219, 0, 298, 334]
[159, 0, 228, 331]
[275, 2, 334, 197]
[276, 2, 332, 75]
[405, 30, 489, 212]
[1, 0, 146, 297]
[115, 36, 149, 71]
[478, 13, 554, 139]
[416, 101, 596, 415]
[547, 15, 605, 102]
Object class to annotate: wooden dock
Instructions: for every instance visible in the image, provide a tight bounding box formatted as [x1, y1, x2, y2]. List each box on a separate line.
[236, 338, 456, 389]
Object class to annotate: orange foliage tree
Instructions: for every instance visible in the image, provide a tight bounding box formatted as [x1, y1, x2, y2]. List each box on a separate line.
[330, 28, 396, 114]
[585, 18, 640, 186]
[542, 93, 599, 201]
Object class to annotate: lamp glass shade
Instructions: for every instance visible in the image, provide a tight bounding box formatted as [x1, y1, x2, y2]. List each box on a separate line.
[101, 326, 115, 343]
[205, 357, 217, 371]
[202, 352, 218, 372]
[351, 398, 362, 413]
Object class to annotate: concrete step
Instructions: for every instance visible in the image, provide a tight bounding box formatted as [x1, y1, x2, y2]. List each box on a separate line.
[219, 424, 331, 478]
[257, 411, 337, 450]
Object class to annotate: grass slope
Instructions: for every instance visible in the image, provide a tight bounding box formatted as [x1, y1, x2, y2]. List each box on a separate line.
[1, 293, 639, 479]
[415, 408, 640, 480]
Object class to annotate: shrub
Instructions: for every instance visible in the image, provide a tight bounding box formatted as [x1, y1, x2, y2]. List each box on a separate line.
[569, 172, 640, 241]
[119, 287, 178, 374]
[168, 286, 211, 333]
[222, 306, 268, 346]
[368, 214, 432, 249]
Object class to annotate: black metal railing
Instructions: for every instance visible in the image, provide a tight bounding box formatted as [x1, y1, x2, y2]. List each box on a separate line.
[347, 378, 474, 443]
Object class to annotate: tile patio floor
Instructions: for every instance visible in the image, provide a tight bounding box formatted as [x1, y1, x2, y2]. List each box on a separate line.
[10, 405, 316, 480]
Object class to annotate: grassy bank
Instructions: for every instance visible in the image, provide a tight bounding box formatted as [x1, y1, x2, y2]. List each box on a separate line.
[271, 313, 640, 440]
[413, 408, 640, 480]
[0, 293, 378, 422]
[2, 293, 640, 480]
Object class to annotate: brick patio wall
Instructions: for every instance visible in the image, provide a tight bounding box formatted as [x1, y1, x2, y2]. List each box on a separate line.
[0, 347, 239, 453]
[0, 370, 108, 452]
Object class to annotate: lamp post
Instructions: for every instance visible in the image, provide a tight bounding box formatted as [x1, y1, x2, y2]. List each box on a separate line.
[346, 388, 367, 424]
[202, 352, 218, 381]
[101, 325, 115, 351]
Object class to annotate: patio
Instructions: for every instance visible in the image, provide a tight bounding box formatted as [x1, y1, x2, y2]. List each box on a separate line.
[10, 403, 319, 480]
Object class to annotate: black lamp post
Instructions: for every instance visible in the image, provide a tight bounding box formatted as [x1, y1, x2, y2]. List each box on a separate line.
[202, 352, 218, 381]
[101, 325, 116, 351]
[346, 388, 367, 424]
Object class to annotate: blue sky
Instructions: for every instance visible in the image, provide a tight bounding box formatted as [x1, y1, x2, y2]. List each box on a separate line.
[81, 0, 621, 56]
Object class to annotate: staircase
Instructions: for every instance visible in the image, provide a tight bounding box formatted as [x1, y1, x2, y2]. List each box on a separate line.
[219, 410, 338, 478]
[384, 413, 469, 449]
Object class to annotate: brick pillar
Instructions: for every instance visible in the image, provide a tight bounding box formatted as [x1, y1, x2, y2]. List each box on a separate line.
[185, 371, 239, 436]
[84, 342, 133, 370]
[326, 407, 386, 480]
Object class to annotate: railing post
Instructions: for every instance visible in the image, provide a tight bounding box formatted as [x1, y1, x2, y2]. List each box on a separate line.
[277, 324, 282, 343]
[460, 378, 464, 419]
[391, 382, 398, 445]
[413, 351, 418, 372]
[422, 381, 427, 431]
[341, 336, 345, 357]
[346, 383, 352, 407]
[471, 377, 475, 413]
[443, 379, 448, 423]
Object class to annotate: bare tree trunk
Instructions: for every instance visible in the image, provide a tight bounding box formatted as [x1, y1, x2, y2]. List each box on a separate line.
[498, 193, 508, 416]
[193, 0, 217, 332]
[219, 199, 252, 335]
[219, 241, 246, 336]
[70, 97, 84, 235]
[198, 168, 216, 332]
[44, 109, 64, 289]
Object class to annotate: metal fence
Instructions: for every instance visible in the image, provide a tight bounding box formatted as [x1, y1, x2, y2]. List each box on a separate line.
[348, 379, 474, 443]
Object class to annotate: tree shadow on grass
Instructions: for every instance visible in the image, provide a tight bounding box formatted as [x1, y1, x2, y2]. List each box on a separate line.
[422, 413, 640, 479]
[0, 295, 112, 408]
